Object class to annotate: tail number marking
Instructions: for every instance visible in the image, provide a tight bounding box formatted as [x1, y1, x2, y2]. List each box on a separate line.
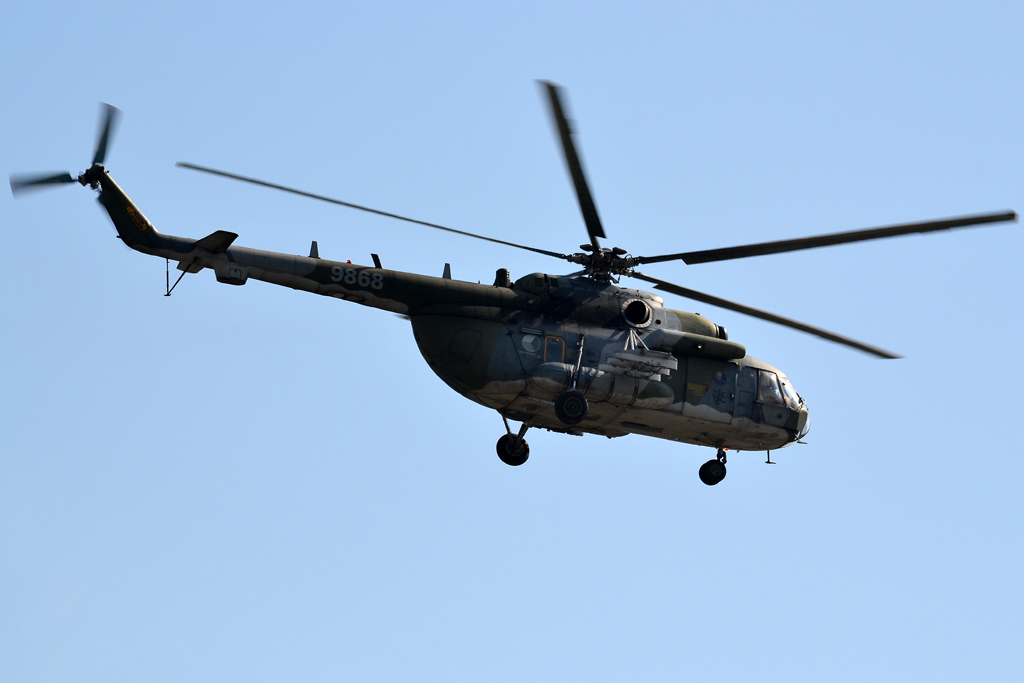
[331, 266, 384, 290]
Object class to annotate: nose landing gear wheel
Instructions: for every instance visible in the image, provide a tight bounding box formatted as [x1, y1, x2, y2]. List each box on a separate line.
[699, 448, 728, 486]
[496, 433, 530, 466]
[554, 390, 588, 425]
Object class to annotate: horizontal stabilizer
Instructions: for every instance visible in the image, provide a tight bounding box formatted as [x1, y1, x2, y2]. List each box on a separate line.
[193, 230, 238, 253]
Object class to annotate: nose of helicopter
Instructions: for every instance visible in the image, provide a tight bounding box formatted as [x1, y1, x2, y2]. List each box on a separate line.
[793, 406, 811, 443]
[777, 373, 810, 444]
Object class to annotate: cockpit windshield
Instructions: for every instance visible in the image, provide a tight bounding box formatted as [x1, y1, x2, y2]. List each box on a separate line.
[779, 376, 804, 410]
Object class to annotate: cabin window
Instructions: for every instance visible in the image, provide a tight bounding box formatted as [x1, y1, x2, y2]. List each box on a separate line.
[758, 371, 785, 406]
[544, 336, 565, 363]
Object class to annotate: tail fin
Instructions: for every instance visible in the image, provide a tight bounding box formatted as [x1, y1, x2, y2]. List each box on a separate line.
[95, 172, 161, 247]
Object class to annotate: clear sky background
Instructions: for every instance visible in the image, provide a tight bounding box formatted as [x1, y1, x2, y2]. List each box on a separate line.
[2, 2, 1022, 681]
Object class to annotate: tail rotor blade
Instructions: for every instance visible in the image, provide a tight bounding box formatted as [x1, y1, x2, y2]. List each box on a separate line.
[92, 103, 121, 166]
[10, 172, 77, 196]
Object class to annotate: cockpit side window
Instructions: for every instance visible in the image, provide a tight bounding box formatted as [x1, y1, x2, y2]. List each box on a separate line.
[758, 371, 785, 406]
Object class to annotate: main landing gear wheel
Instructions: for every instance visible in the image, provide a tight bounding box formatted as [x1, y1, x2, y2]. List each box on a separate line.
[554, 390, 588, 425]
[699, 448, 728, 486]
[496, 433, 530, 466]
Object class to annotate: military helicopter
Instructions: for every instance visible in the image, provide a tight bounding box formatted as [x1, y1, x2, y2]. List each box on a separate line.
[11, 85, 1017, 485]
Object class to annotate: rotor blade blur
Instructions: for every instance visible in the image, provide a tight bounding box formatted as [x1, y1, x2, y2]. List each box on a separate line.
[630, 271, 900, 359]
[638, 211, 1018, 265]
[92, 104, 121, 166]
[176, 163, 567, 260]
[540, 81, 605, 250]
[10, 172, 76, 195]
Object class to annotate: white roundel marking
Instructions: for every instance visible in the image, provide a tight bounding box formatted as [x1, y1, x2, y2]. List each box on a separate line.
[521, 334, 540, 353]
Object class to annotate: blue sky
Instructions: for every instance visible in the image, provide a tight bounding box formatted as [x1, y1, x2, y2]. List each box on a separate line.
[2, 2, 1023, 681]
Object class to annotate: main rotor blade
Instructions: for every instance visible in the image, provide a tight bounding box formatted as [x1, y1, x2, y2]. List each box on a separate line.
[540, 81, 605, 250]
[176, 163, 567, 260]
[630, 271, 900, 359]
[10, 172, 76, 195]
[92, 103, 121, 166]
[638, 211, 1018, 266]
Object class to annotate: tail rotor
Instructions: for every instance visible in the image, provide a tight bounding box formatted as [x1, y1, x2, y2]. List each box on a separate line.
[10, 103, 121, 196]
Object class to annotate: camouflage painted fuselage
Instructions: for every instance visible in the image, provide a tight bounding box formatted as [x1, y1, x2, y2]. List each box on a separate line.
[99, 170, 809, 452]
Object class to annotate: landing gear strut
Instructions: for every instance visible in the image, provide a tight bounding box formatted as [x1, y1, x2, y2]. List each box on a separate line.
[555, 335, 590, 426]
[699, 448, 728, 486]
[497, 416, 531, 466]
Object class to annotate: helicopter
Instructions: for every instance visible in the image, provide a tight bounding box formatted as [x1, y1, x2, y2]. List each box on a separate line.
[10, 85, 1017, 486]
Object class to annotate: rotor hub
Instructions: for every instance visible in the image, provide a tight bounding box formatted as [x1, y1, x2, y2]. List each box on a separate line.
[567, 247, 640, 281]
[78, 164, 106, 188]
